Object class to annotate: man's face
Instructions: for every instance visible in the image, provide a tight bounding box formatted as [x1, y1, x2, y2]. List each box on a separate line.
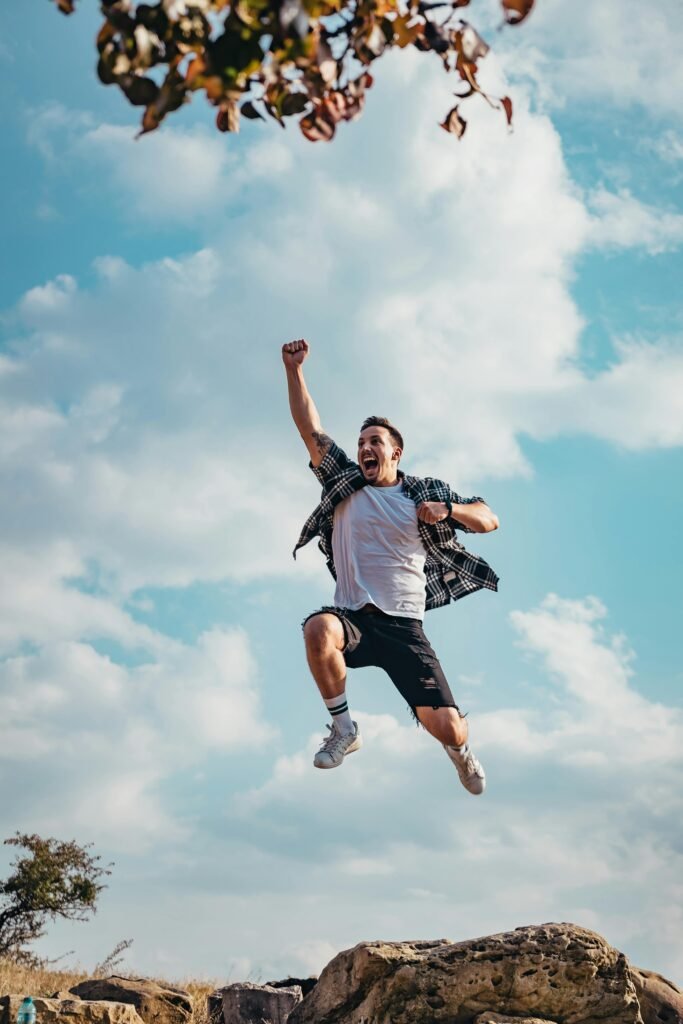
[357, 425, 401, 485]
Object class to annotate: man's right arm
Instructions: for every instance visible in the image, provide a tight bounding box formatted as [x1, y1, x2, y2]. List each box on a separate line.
[282, 339, 333, 468]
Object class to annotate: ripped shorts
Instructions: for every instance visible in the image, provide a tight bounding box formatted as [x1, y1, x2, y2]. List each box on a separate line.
[302, 605, 461, 722]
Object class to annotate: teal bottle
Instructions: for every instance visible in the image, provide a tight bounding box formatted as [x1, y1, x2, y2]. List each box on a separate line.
[17, 998, 36, 1024]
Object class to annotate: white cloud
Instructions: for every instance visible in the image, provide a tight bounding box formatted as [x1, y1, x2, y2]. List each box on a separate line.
[78, 124, 236, 221]
[0, 544, 161, 656]
[501, 0, 683, 119]
[650, 130, 683, 164]
[20, 273, 77, 313]
[26, 106, 295, 224]
[548, 338, 683, 449]
[0, 626, 272, 848]
[485, 593, 683, 766]
[587, 188, 683, 254]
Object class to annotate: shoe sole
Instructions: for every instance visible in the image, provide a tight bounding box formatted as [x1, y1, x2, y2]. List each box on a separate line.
[314, 738, 362, 770]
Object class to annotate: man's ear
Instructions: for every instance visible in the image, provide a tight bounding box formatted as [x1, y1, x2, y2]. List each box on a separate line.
[392, 447, 402, 462]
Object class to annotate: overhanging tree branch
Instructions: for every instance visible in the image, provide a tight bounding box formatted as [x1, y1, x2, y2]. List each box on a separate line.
[49, 0, 535, 140]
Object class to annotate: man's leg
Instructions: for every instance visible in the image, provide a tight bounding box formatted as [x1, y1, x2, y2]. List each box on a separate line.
[303, 612, 347, 700]
[416, 705, 485, 796]
[414, 706, 468, 747]
[373, 617, 486, 796]
[303, 612, 362, 768]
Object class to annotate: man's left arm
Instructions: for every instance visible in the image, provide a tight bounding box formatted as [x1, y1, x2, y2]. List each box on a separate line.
[417, 495, 499, 532]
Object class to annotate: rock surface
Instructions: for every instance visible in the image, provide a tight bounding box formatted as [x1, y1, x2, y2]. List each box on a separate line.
[288, 923, 644, 1024]
[1, 995, 143, 1024]
[210, 982, 302, 1024]
[266, 979, 318, 999]
[631, 968, 683, 1024]
[475, 1016, 556, 1024]
[70, 977, 192, 1024]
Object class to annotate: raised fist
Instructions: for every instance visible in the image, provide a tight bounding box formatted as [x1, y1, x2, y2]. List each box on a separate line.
[282, 338, 309, 367]
[417, 501, 451, 524]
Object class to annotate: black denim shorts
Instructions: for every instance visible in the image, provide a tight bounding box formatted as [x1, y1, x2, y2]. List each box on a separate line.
[303, 605, 461, 720]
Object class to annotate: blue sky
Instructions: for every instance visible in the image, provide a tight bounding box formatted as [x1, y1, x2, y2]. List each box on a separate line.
[1, 0, 682, 988]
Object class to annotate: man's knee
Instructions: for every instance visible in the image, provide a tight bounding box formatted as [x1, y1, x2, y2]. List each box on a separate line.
[303, 612, 345, 654]
[416, 705, 468, 745]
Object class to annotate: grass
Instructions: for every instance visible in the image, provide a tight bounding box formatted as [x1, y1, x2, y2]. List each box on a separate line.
[0, 961, 217, 1024]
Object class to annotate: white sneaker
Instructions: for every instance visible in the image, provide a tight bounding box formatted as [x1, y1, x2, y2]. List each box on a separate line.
[444, 743, 486, 795]
[314, 722, 362, 769]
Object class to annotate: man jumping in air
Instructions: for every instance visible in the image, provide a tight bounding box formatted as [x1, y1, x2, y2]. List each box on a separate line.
[284, 338, 499, 795]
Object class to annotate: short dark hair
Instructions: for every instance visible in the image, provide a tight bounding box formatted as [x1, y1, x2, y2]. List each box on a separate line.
[360, 416, 404, 453]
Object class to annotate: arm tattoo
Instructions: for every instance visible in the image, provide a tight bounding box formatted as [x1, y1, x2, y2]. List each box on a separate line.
[311, 431, 332, 453]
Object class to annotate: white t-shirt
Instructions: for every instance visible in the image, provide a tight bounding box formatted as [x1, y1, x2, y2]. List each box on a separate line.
[331, 482, 428, 619]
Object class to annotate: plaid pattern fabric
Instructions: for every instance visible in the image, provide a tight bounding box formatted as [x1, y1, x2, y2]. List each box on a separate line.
[293, 442, 499, 611]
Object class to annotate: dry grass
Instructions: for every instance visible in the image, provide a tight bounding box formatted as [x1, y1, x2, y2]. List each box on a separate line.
[0, 960, 89, 999]
[181, 981, 218, 1024]
[0, 961, 219, 1024]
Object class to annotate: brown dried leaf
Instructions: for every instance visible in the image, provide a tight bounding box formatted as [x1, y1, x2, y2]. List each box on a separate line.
[459, 23, 489, 62]
[322, 91, 346, 123]
[300, 108, 336, 142]
[342, 92, 365, 121]
[216, 99, 240, 132]
[281, 91, 309, 116]
[363, 22, 388, 59]
[96, 21, 116, 53]
[317, 39, 338, 84]
[55, 0, 76, 12]
[440, 104, 466, 138]
[279, 0, 309, 37]
[204, 76, 225, 102]
[120, 74, 160, 107]
[241, 100, 265, 120]
[423, 20, 450, 54]
[97, 47, 119, 85]
[501, 0, 534, 25]
[139, 68, 187, 135]
[348, 71, 373, 96]
[185, 55, 207, 88]
[391, 13, 422, 48]
[501, 94, 513, 125]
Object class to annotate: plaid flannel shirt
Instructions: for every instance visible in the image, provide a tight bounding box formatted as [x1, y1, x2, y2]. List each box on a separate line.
[293, 442, 499, 611]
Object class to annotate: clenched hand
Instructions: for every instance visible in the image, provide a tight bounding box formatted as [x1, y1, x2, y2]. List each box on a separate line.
[282, 338, 309, 368]
[417, 501, 450, 524]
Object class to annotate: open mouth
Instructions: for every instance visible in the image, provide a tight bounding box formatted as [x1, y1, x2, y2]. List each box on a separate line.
[362, 456, 379, 473]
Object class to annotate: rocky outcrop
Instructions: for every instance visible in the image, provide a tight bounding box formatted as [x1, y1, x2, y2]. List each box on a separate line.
[475, 1016, 556, 1024]
[209, 982, 302, 1024]
[631, 968, 683, 1024]
[266, 979, 318, 999]
[70, 977, 192, 1024]
[1, 995, 144, 1024]
[288, 923, 644, 1024]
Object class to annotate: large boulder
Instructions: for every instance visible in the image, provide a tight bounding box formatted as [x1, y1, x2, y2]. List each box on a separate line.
[288, 923, 643, 1024]
[1, 995, 143, 1024]
[631, 968, 683, 1024]
[209, 982, 302, 1024]
[69, 978, 191, 1024]
[266, 979, 318, 999]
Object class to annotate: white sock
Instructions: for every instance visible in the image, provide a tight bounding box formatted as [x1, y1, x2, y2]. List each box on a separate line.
[324, 691, 355, 735]
[447, 742, 469, 755]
